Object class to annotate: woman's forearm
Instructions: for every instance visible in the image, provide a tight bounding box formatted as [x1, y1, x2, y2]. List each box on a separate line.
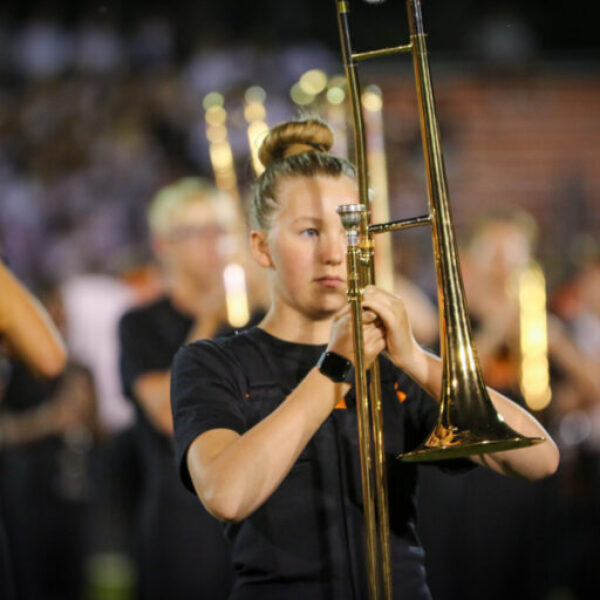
[188, 368, 349, 522]
[0, 262, 66, 377]
[397, 344, 559, 481]
[478, 388, 559, 480]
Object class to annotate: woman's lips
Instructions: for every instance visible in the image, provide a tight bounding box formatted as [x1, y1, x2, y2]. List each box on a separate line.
[315, 276, 345, 287]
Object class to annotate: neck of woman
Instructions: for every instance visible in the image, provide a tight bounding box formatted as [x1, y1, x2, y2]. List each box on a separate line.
[258, 300, 333, 346]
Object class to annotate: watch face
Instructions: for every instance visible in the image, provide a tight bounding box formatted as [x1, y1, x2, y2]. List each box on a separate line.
[318, 351, 352, 383]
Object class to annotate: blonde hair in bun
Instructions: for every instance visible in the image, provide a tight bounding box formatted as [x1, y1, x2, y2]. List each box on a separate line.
[258, 118, 335, 168]
[251, 117, 355, 232]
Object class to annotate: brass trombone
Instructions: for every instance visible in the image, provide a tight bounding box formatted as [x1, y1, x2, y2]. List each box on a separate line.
[334, 1, 544, 598]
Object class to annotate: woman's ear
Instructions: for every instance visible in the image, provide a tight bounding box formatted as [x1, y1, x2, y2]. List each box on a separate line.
[250, 230, 273, 268]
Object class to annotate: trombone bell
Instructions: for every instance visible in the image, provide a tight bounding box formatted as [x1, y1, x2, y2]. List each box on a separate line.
[334, 0, 547, 597]
[398, 373, 545, 462]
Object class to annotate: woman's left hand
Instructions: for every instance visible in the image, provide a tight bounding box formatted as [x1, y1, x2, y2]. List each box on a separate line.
[361, 285, 422, 371]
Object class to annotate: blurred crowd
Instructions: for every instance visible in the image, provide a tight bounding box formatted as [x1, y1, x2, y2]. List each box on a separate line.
[0, 9, 599, 600]
[418, 213, 600, 600]
[0, 12, 336, 284]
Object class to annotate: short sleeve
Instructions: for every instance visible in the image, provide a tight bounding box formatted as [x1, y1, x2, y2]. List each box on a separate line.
[171, 340, 248, 493]
[118, 310, 170, 398]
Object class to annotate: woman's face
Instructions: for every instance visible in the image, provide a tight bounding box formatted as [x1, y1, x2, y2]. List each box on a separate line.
[256, 174, 358, 320]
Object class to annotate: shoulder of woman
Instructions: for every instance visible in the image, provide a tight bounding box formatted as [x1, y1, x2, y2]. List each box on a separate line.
[175, 336, 234, 367]
[181, 328, 256, 358]
[172, 333, 252, 392]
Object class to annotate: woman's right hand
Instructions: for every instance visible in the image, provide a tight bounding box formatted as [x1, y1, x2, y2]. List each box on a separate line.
[327, 304, 386, 369]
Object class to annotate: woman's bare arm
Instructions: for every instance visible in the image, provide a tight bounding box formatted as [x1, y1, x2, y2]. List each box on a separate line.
[0, 261, 66, 377]
[186, 368, 349, 522]
[185, 310, 385, 523]
[400, 347, 559, 480]
[362, 285, 559, 481]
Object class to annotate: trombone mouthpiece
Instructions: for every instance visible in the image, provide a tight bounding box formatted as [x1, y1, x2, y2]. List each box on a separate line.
[346, 229, 359, 247]
[337, 203, 365, 230]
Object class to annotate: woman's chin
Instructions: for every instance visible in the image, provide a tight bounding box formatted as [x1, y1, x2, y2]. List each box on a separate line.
[309, 300, 347, 320]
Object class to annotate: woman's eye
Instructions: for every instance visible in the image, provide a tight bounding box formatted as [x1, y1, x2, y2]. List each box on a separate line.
[301, 228, 319, 238]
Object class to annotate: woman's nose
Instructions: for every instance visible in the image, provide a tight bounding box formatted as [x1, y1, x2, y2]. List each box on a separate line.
[321, 232, 346, 264]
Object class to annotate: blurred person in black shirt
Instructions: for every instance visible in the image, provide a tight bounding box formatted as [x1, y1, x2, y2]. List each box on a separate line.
[0, 261, 68, 600]
[119, 177, 261, 599]
[418, 211, 596, 600]
[0, 299, 97, 600]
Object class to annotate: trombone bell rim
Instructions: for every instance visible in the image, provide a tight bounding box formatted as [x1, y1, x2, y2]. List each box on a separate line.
[397, 436, 545, 463]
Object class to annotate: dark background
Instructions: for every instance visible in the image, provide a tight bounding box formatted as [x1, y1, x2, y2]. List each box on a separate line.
[0, 3, 598, 600]
[1, 1, 596, 59]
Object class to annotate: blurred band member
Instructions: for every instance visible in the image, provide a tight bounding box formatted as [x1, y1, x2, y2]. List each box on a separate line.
[0, 259, 66, 378]
[118, 178, 241, 600]
[462, 211, 598, 400]
[419, 210, 592, 600]
[0, 260, 67, 600]
[0, 284, 97, 600]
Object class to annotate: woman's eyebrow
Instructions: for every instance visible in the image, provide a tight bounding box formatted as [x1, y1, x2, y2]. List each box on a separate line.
[291, 216, 323, 225]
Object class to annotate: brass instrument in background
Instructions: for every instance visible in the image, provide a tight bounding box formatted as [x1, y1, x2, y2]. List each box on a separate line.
[244, 86, 269, 177]
[333, 1, 544, 598]
[518, 261, 552, 411]
[204, 92, 250, 328]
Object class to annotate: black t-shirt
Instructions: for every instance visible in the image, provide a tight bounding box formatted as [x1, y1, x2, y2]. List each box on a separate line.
[119, 295, 259, 448]
[118, 295, 248, 599]
[119, 296, 194, 407]
[0, 360, 94, 504]
[0, 360, 91, 458]
[2, 361, 61, 413]
[171, 327, 471, 600]
[119, 296, 194, 452]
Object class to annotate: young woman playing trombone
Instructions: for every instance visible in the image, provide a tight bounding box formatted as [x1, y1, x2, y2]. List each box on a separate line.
[170, 118, 558, 600]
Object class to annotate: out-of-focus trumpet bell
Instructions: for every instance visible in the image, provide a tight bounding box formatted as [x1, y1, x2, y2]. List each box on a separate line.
[398, 371, 544, 462]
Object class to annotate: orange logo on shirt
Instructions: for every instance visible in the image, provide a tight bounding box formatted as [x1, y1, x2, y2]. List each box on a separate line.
[394, 382, 407, 403]
[334, 397, 347, 410]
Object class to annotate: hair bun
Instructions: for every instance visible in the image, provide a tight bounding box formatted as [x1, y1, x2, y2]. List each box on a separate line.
[258, 118, 335, 168]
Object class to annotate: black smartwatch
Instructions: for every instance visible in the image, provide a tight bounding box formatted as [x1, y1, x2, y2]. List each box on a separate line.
[317, 351, 355, 384]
